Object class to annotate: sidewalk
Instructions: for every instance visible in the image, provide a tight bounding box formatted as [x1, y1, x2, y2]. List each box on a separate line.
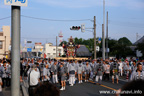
[2, 87, 22, 96]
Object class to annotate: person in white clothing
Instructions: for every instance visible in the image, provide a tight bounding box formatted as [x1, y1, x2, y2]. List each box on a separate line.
[118, 60, 123, 76]
[28, 65, 40, 96]
[68, 60, 76, 86]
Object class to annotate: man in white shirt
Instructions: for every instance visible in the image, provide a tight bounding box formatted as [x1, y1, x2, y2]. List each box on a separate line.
[28, 65, 40, 96]
[118, 60, 123, 76]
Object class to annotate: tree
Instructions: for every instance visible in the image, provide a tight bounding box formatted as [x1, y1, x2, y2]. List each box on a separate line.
[59, 41, 67, 46]
[118, 37, 132, 46]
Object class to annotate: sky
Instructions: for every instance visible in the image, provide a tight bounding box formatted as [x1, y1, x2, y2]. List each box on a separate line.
[0, 0, 144, 47]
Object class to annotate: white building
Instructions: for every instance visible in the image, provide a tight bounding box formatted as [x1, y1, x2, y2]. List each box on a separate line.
[44, 43, 64, 58]
[34, 42, 44, 57]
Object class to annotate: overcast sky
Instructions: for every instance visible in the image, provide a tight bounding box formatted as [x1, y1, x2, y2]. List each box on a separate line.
[0, 0, 144, 47]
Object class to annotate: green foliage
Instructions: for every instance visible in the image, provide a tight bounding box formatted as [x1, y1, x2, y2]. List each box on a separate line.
[118, 37, 132, 46]
[59, 41, 67, 46]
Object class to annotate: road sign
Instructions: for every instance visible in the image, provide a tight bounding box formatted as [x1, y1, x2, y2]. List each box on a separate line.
[4, 0, 27, 7]
[27, 48, 32, 52]
[96, 46, 100, 51]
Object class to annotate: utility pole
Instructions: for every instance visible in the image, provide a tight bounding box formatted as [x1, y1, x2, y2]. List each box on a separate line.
[56, 36, 58, 57]
[11, 6, 20, 96]
[102, 0, 106, 60]
[94, 16, 96, 60]
[102, 24, 105, 60]
[106, 11, 108, 59]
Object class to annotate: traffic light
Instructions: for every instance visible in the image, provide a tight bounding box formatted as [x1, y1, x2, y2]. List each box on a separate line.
[70, 26, 81, 30]
[81, 24, 85, 32]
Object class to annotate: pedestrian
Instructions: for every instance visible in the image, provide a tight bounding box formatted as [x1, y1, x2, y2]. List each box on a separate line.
[118, 59, 123, 76]
[95, 61, 104, 85]
[2, 61, 8, 88]
[59, 63, 66, 90]
[130, 63, 144, 81]
[40, 60, 45, 81]
[125, 61, 131, 81]
[77, 60, 84, 83]
[51, 61, 58, 84]
[104, 61, 110, 81]
[90, 60, 96, 80]
[131, 60, 137, 72]
[84, 62, 91, 82]
[43, 64, 51, 83]
[0, 77, 3, 96]
[23, 63, 30, 80]
[6, 60, 11, 87]
[110, 61, 119, 84]
[28, 64, 40, 96]
[68, 60, 76, 86]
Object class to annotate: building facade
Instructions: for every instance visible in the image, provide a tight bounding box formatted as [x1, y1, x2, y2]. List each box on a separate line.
[44, 43, 64, 58]
[0, 26, 11, 59]
[34, 42, 44, 57]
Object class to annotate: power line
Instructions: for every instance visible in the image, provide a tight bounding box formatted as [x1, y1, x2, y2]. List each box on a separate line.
[0, 16, 11, 20]
[21, 37, 56, 39]
[21, 15, 92, 22]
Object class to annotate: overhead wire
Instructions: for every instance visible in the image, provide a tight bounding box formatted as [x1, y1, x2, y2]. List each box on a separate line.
[21, 15, 92, 22]
[0, 16, 11, 20]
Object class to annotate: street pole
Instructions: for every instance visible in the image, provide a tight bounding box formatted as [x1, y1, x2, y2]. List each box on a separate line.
[102, 24, 105, 60]
[11, 6, 20, 96]
[103, 0, 106, 60]
[94, 16, 96, 60]
[106, 11, 108, 59]
[56, 36, 58, 57]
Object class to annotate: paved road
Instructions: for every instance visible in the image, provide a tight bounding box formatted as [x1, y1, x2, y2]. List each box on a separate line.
[60, 80, 126, 96]
[1, 78, 127, 96]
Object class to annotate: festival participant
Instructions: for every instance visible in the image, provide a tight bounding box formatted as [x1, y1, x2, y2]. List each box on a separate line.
[90, 60, 96, 80]
[118, 59, 123, 76]
[68, 60, 76, 86]
[6, 60, 11, 87]
[23, 63, 30, 80]
[95, 61, 104, 85]
[84, 62, 92, 82]
[51, 61, 58, 84]
[43, 64, 51, 83]
[28, 65, 40, 96]
[130, 63, 144, 81]
[74, 60, 79, 81]
[77, 60, 84, 83]
[110, 60, 119, 84]
[59, 63, 66, 90]
[131, 60, 137, 72]
[2, 61, 9, 88]
[104, 61, 110, 81]
[125, 61, 131, 81]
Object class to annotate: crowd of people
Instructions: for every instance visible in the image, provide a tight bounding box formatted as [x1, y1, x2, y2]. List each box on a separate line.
[0, 57, 144, 96]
